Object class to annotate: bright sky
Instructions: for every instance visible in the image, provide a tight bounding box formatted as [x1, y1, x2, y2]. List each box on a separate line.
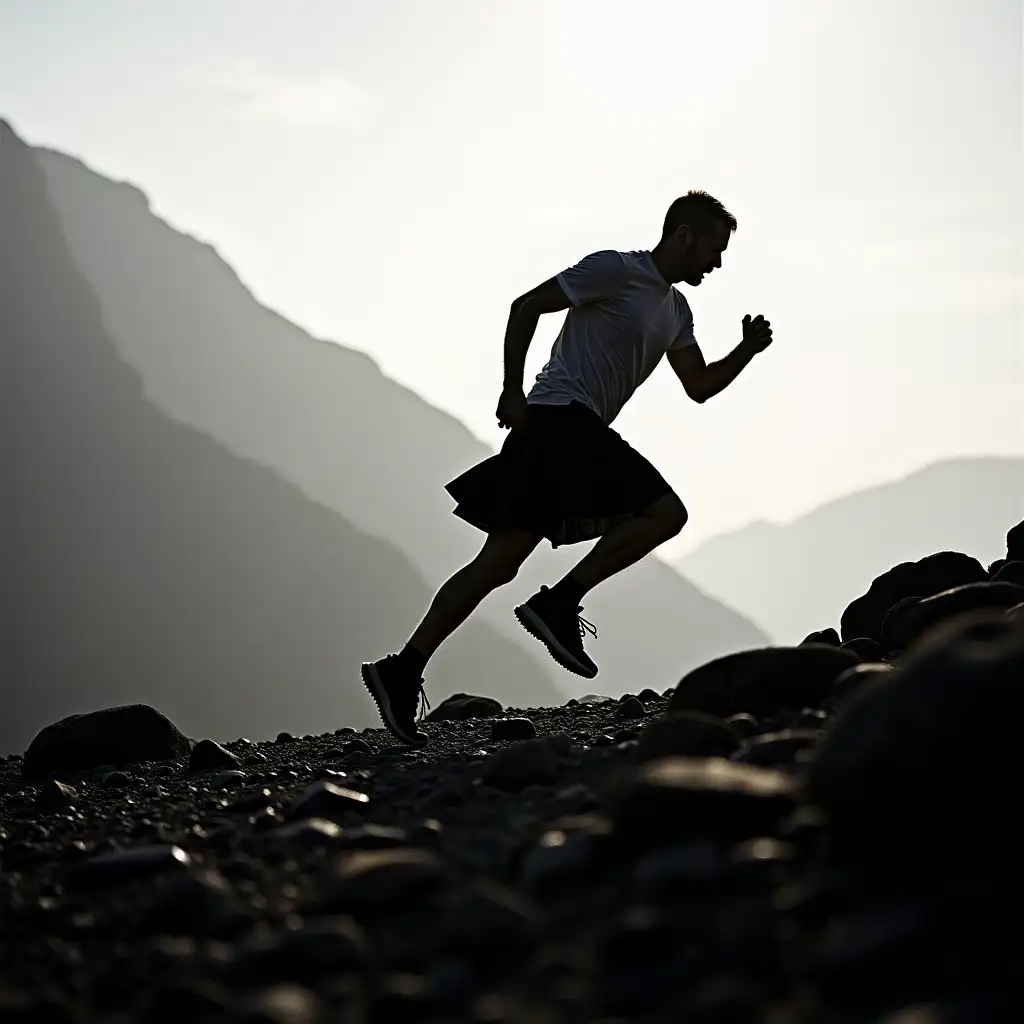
[2, 0, 1020, 556]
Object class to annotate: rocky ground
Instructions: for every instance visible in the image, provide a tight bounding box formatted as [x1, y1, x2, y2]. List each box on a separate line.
[2, 527, 1023, 1023]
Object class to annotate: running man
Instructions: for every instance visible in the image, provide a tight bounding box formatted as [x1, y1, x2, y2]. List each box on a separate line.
[362, 190, 774, 744]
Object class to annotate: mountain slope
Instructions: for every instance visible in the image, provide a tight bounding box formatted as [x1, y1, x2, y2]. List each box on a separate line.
[0, 119, 559, 755]
[33, 143, 769, 695]
[675, 457, 1024, 643]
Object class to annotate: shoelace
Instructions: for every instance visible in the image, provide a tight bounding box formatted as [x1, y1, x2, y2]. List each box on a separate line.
[577, 607, 598, 640]
[416, 684, 432, 723]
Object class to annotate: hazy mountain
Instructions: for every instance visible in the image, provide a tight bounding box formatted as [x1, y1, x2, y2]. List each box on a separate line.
[32, 142, 768, 698]
[674, 457, 1024, 643]
[1, 118, 564, 755]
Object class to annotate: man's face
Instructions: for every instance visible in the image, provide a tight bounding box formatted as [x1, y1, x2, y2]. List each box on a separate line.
[676, 220, 731, 286]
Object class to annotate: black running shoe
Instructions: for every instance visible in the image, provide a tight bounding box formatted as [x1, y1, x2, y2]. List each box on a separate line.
[361, 655, 431, 746]
[514, 586, 599, 679]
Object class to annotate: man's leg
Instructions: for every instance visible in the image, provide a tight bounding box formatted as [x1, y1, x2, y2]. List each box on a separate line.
[407, 526, 542, 658]
[363, 527, 540, 744]
[515, 493, 688, 678]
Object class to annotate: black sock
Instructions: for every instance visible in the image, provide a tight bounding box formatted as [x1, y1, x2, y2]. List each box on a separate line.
[547, 573, 587, 608]
[397, 642, 429, 677]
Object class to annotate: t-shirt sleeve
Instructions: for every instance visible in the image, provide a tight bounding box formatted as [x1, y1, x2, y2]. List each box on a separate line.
[556, 250, 628, 307]
[668, 303, 698, 351]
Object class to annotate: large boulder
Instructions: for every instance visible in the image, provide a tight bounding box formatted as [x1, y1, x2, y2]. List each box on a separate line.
[804, 612, 1024, 869]
[1007, 519, 1024, 561]
[424, 693, 503, 722]
[667, 645, 860, 719]
[840, 552, 987, 642]
[23, 704, 190, 775]
[881, 581, 1024, 654]
[992, 561, 1024, 587]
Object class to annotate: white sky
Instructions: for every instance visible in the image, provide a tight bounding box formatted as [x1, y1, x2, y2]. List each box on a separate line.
[2, 0, 1021, 556]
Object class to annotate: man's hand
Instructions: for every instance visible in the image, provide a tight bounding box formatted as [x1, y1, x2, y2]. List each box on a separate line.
[741, 313, 773, 354]
[496, 385, 530, 431]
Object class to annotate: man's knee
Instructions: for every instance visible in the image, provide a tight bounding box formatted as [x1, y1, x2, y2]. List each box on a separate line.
[473, 530, 538, 586]
[649, 493, 689, 539]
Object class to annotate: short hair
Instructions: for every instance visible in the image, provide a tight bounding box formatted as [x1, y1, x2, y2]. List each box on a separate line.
[662, 190, 737, 239]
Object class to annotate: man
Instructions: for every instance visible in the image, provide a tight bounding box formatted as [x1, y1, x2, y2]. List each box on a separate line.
[362, 189, 774, 745]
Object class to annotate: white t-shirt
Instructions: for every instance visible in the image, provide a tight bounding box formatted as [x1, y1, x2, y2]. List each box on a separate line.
[527, 249, 698, 424]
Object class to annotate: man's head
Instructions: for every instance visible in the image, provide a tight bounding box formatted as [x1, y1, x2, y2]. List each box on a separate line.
[654, 190, 737, 286]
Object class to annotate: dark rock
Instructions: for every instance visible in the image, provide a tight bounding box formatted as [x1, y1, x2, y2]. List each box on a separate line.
[802, 627, 840, 646]
[881, 581, 1024, 652]
[342, 739, 372, 755]
[208, 770, 248, 790]
[989, 558, 1007, 576]
[489, 717, 537, 741]
[805, 611, 1024, 867]
[441, 880, 540, 955]
[34, 779, 78, 811]
[23, 704, 190, 775]
[607, 756, 797, 849]
[228, 984, 322, 1024]
[99, 770, 133, 788]
[992, 560, 1024, 587]
[333, 823, 408, 851]
[65, 843, 192, 890]
[840, 637, 884, 661]
[189, 738, 243, 773]
[634, 712, 740, 763]
[734, 729, 820, 768]
[254, 818, 344, 850]
[517, 814, 613, 897]
[614, 696, 645, 720]
[287, 780, 370, 822]
[275, 732, 296, 744]
[725, 713, 758, 737]
[143, 868, 244, 936]
[481, 734, 573, 788]
[638, 688, 663, 702]
[829, 663, 893, 706]
[317, 848, 445, 913]
[1008, 518, 1024, 560]
[1008, 602, 1024, 623]
[840, 551, 988, 642]
[229, 917, 369, 983]
[425, 693, 503, 722]
[668, 645, 859, 718]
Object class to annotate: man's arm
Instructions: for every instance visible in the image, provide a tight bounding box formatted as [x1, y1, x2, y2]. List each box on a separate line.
[502, 277, 573, 388]
[667, 313, 773, 404]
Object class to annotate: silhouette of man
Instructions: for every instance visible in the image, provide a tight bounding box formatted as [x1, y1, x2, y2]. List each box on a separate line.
[362, 190, 774, 744]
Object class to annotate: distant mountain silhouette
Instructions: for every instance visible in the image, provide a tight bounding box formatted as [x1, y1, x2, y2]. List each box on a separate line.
[675, 458, 1024, 643]
[31, 141, 768, 698]
[0, 119, 564, 755]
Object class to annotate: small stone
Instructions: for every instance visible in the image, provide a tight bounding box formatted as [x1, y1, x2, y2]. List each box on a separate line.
[275, 732, 296, 744]
[343, 739, 372, 756]
[489, 718, 537, 741]
[99, 770, 133, 788]
[232, 983, 322, 1024]
[734, 729, 820, 768]
[65, 843, 192, 890]
[189, 739, 243, 773]
[482, 736, 571, 789]
[34, 779, 78, 812]
[230, 917, 369, 986]
[615, 697, 645, 721]
[318, 848, 445, 913]
[287, 780, 369, 821]
[209, 770, 248, 790]
[608, 756, 797, 850]
[254, 819, 344, 849]
[634, 712, 741, 763]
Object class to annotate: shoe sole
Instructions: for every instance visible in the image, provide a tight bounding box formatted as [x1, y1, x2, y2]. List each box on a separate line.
[514, 604, 598, 679]
[360, 663, 427, 747]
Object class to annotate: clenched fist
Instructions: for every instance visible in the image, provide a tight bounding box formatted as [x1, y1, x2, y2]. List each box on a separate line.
[741, 313, 773, 354]
[496, 385, 530, 431]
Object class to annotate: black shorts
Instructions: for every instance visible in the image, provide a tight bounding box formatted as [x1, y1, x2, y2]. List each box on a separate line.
[445, 400, 674, 547]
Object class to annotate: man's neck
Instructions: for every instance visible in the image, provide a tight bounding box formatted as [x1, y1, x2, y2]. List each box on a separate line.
[649, 243, 674, 286]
